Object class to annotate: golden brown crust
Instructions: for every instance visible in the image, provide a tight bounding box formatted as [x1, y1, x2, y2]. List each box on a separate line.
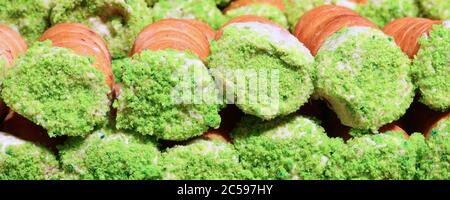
[40, 23, 112, 65]
[293, 5, 376, 55]
[183, 19, 216, 41]
[382, 18, 442, 58]
[379, 122, 409, 139]
[0, 24, 27, 66]
[40, 23, 114, 89]
[423, 112, 450, 138]
[309, 14, 376, 55]
[131, 19, 210, 61]
[0, 42, 15, 66]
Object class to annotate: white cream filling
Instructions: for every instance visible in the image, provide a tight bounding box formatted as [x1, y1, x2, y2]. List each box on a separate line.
[320, 26, 385, 53]
[201, 140, 226, 158]
[335, 0, 358, 9]
[89, 17, 111, 37]
[443, 20, 450, 28]
[271, 117, 323, 141]
[169, 53, 219, 129]
[272, 127, 293, 139]
[320, 155, 329, 166]
[41, 0, 51, 8]
[318, 26, 410, 127]
[228, 22, 313, 59]
[152, 147, 159, 165]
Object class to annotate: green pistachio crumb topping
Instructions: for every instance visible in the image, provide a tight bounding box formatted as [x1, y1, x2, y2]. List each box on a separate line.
[315, 27, 414, 131]
[50, 0, 153, 58]
[152, 0, 226, 30]
[0, 132, 60, 180]
[415, 117, 450, 180]
[412, 24, 450, 111]
[1, 41, 111, 137]
[326, 131, 418, 180]
[418, 0, 450, 20]
[58, 128, 162, 180]
[112, 58, 130, 83]
[356, 0, 419, 27]
[225, 3, 289, 28]
[115, 49, 222, 141]
[0, 0, 51, 43]
[232, 114, 342, 180]
[161, 139, 252, 180]
[208, 22, 315, 120]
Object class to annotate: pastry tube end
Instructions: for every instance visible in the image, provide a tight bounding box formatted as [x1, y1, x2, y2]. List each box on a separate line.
[0, 131, 60, 180]
[1, 41, 111, 137]
[115, 49, 222, 141]
[210, 20, 315, 120]
[160, 139, 252, 180]
[415, 112, 450, 180]
[315, 26, 414, 131]
[326, 130, 419, 180]
[58, 128, 162, 180]
[232, 114, 343, 180]
[383, 18, 449, 111]
[297, 6, 414, 131]
[412, 22, 449, 111]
